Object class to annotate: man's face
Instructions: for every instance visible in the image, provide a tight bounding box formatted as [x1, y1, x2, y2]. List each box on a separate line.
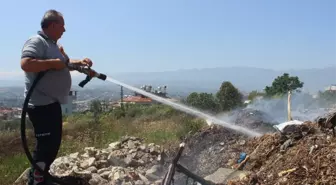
[51, 17, 66, 40]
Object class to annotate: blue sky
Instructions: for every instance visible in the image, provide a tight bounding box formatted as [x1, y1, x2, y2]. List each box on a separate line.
[0, 0, 335, 76]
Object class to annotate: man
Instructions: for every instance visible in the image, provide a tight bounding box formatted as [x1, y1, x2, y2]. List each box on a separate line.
[21, 9, 93, 185]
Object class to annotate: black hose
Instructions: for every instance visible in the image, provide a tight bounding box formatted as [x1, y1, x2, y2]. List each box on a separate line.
[20, 71, 68, 185]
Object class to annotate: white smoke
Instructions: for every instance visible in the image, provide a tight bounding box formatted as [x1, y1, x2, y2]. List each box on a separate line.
[246, 92, 331, 123]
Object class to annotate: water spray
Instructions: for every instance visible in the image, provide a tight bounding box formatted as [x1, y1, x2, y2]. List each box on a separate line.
[105, 77, 262, 137]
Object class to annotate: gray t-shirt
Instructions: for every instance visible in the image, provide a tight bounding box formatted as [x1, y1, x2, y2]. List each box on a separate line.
[21, 31, 72, 106]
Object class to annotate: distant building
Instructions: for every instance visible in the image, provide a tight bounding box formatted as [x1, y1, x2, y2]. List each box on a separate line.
[0, 107, 21, 120]
[113, 84, 172, 107]
[122, 96, 153, 105]
[325, 84, 336, 91]
[61, 90, 77, 115]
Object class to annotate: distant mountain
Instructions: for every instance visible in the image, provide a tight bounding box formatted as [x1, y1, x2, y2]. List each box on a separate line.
[0, 80, 24, 87]
[1, 66, 335, 94]
[106, 66, 336, 94]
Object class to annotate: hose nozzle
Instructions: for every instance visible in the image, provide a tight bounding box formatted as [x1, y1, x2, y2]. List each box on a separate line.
[67, 63, 107, 87]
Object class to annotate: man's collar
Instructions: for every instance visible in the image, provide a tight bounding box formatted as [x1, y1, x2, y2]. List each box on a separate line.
[37, 31, 56, 43]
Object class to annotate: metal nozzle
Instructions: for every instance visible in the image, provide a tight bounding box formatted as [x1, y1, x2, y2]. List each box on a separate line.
[67, 63, 107, 87]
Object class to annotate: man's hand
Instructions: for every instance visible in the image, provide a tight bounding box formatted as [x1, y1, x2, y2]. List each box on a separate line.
[80, 58, 93, 67]
[69, 58, 93, 67]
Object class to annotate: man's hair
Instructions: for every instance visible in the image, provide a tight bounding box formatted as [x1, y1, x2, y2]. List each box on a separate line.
[41, 9, 63, 29]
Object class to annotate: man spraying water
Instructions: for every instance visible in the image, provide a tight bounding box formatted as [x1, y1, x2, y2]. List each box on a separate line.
[20, 9, 93, 185]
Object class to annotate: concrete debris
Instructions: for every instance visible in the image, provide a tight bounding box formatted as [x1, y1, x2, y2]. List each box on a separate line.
[47, 136, 166, 185]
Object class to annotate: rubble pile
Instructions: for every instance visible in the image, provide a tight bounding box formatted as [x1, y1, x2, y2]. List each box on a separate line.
[227, 112, 336, 185]
[48, 136, 167, 185]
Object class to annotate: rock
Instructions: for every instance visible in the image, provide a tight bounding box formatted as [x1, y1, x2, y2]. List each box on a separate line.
[80, 157, 96, 169]
[89, 173, 109, 185]
[145, 173, 161, 181]
[146, 165, 163, 177]
[73, 168, 92, 179]
[239, 140, 246, 145]
[204, 168, 248, 184]
[69, 152, 79, 159]
[13, 168, 30, 185]
[100, 171, 111, 179]
[86, 166, 98, 173]
[153, 180, 162, 185]
[135, 180, 145, 185]
[107, 155, 126, 167]
[95, 159, 109, 169]
[138, 173, 151, 184]
[124, 155, 144, 167]
[129, 149, 138, 154]
[84, 147, 97, 157]
[97, 166, 112, 174]
[128, 140, 137, 149]
[139, 144, 147, 151]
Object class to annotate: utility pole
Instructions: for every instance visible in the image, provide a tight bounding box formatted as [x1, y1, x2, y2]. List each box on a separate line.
[120, 85, 124, 111]
[287, 81, 293, 121]
[287, 90, 292, 121]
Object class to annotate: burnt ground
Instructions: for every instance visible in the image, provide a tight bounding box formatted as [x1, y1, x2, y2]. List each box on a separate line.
[162, 110, 336, 185]
[170, 109, 278, 180]
[180, 125, 248, 177]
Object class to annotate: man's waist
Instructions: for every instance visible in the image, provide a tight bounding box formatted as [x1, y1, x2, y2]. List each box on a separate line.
[28, 101, 60, 109]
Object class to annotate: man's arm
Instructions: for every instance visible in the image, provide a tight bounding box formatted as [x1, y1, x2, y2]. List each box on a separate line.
[21, 37, 64, 73]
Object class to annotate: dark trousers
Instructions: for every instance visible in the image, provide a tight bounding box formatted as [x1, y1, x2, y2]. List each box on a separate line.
[27, 102, 63, 185]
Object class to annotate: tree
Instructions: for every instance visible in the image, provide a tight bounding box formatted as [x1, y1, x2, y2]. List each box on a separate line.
[89, 100, 103, 124]
[216, 81, 244, 111]
[265, 73, 304, 97]
[185, 92, 221, 113]
[90, 100, 103, 114]
[247, 90, 265, 101]
[186, 92, 199, 107]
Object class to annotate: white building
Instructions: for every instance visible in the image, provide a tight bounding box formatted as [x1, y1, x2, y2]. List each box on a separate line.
[61, 90, 77, 115]
[325, 84, 336, 91]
